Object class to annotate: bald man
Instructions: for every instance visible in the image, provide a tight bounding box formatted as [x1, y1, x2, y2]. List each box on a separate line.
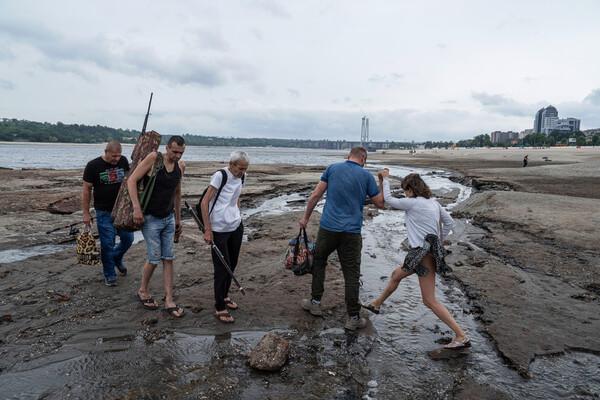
[82, 140, 134, 286]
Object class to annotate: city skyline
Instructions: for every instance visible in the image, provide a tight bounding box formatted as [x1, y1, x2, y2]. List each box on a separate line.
[1, 1, 600, 142]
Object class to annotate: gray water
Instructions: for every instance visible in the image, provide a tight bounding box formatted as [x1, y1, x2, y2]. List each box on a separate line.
[0, 142, 347, 169]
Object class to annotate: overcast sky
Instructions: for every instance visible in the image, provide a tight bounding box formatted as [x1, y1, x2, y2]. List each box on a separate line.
[1, 1, 599, 142]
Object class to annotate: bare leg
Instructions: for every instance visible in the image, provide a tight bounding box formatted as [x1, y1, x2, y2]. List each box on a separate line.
[371, 266, 413, 308]
[138, 261, 157, 300]
[418, 255, 466, 340]
[163, 259, 183, 316]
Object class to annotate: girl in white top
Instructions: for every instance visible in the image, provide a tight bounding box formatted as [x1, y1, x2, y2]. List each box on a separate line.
[365, 170, 469, 349]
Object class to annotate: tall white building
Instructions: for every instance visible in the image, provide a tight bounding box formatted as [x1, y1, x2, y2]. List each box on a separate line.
[533, 105, 580, 134]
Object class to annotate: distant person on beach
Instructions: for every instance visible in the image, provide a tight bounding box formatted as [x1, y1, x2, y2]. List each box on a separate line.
[299, 146, 385, 331]
[82, 140, 133, 286]
[523, 155, 528, 167]
[364, 170, 470, 349]
[128, 135, 186, 318]
[200, 151, 249, 324]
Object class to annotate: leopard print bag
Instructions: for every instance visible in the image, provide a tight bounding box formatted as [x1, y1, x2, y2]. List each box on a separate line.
[76, 226, 100, 265]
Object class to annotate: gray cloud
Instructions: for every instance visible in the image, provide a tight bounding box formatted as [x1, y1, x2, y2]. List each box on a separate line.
[249, 28, 263, 40]
[38, 59, 98, 82]
[287, 88, 300, 97]
[331, 97, 352, 105]
[0, 79, 14, 90]
[189, 28, 229, 51]
[583, 89, 600, 106]
[472, 92, 532, 117]
[251, 1, 291, 18]
[368, 73, 404, 86]
[0, 45, 14, 61]
[0, 18, 257, 87]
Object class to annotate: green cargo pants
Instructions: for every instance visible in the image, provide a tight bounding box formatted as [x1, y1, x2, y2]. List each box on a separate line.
[311, 227, 362, 316]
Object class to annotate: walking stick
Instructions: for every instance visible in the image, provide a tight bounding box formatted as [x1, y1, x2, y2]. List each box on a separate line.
[184, 201, 246, 295]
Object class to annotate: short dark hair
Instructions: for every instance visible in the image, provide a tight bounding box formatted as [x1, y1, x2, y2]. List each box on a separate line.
[401, 173, 432, 199]
[167, 135, 185, 146]
[349, 146, 367, 159]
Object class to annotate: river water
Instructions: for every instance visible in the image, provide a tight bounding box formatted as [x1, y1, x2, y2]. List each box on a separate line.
[1, 145, 599, 398]
[0, 142, 347, 169]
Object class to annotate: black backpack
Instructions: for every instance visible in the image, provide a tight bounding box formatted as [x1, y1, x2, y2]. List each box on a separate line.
[195, 169, 245, 226]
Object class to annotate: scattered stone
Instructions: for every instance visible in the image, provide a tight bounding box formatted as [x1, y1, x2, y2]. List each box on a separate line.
[457, 242, 474, 251]
[428, 347, 470, 360]
[367, 380, 378, 388]
[142, 317, 158, 326]
[191, 306, 204, 313]
[53, 292, 71, 302]
[454, 261, 464, 267]
[571, 293, 596, 302]
[1, 314, 13, 323]
[47, 197, 79, 214]
[248, 332, 290, 371]
[435, 337, 453, 345]
[585, 283, 600, 295]
[380, 275, 388, 281]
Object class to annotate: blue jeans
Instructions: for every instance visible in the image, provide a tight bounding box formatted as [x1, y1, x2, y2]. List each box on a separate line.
[142, 213, 175, 265]
[96, 209, 134, 281]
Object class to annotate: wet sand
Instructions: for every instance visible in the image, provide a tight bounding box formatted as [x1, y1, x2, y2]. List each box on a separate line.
[1, 149, 599, 398]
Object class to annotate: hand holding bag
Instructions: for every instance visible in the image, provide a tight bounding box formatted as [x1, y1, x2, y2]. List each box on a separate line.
[76, 225, 100, 265]
[112, 152, 163, 231]
[284, 228, 315, 276]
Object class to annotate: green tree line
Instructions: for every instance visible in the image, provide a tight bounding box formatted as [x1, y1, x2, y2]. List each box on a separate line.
[2, 118, 599, 148]
[0, 118, 140, 144]
[423, 131, 600, 148]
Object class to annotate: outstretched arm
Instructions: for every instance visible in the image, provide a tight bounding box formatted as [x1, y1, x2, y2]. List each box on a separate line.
[299, 181, 327, 228]
[382, 178, 413, 210]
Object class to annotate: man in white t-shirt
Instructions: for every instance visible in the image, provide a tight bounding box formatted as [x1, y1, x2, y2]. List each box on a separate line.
[200, 151, 249, 323]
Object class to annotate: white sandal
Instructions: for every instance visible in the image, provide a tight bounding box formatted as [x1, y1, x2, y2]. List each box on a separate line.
[444, 336, 471, 349]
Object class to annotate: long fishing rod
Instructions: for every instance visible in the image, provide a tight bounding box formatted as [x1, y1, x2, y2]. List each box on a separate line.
[184, 201, 246, 295]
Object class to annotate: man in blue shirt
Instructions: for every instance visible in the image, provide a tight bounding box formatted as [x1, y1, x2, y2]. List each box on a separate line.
[299, 147, 384, 330]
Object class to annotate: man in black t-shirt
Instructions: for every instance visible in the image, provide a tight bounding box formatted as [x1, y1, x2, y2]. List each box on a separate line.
[82, 140, 134, 286]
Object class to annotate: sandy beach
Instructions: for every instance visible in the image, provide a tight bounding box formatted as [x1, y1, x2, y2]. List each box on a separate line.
[0, 147, 599, 399]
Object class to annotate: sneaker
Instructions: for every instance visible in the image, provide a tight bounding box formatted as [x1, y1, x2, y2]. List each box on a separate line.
[344, 315, 367, 331]
[116, 264, 128, 277]
[302, 299, 323, 317]
[104, 278, 117, 287]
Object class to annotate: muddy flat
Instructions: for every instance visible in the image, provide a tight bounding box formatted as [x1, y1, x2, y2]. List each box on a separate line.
[1, 149, 600, 399]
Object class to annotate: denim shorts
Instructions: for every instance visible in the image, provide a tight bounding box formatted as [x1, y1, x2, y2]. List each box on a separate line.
[142, 213, 175, 265]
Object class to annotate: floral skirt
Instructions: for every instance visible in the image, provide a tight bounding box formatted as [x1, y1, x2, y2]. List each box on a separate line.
[402, 234, 452, 277]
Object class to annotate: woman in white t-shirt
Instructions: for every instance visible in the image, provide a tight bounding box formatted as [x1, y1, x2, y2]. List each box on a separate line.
[364, 170, 469, 349]
[200, 151, 249, 323]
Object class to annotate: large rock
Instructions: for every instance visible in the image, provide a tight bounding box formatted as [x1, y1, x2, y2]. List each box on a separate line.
[248, 332, 290, 371]
[47, 196, 79, 214]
